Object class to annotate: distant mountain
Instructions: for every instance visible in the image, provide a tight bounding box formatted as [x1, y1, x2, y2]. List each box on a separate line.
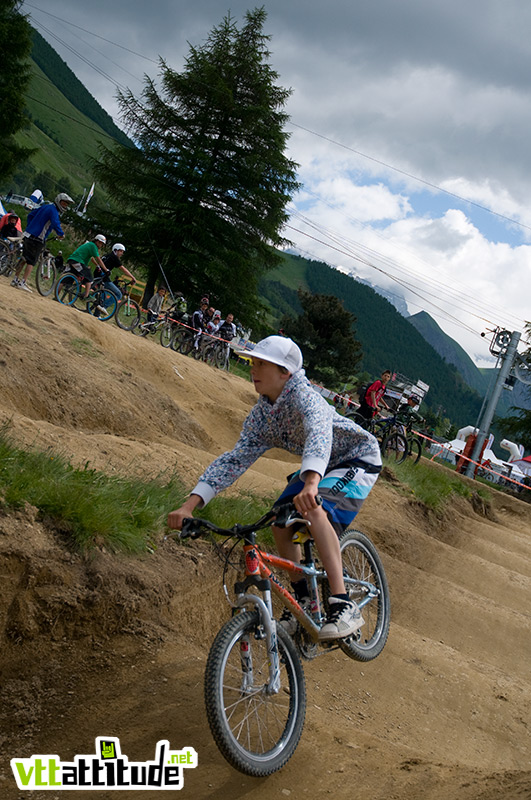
[408, 310, 531, 416]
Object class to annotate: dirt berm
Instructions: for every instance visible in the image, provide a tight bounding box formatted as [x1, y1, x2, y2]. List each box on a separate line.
[0, 284, 530, 799]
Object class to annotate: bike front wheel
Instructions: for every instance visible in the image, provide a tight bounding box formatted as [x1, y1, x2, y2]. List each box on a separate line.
[86, 289, 117, 321]
[35, 255, 56, 296]
[381, 432, 408, 464]
[160, 323, 173, 347]
[406, 436, 422, 465]
[115, 297, 141, 330]
[336, 529, 390, 662]
[204, 610, 306, 777]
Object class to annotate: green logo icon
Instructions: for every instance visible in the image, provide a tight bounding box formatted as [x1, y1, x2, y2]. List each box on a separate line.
[100, 741, 116, 760]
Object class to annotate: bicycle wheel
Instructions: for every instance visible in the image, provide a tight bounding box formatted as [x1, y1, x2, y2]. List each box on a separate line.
[160, 323, 173, 347]
[381, 432, 408, 464]
[115, 297, 141, 331]
[35, 255, 56, 296]
[131, 311, 150, 336]
[86, 289, 117, 322]
[406, 436, 422, 465]
[179, 332, 195, 355]
[216, 344, 229, 370]
[334, 530, 390, 662]
[203, 344, 217, 367]
[345, 410, 371, 430]
[55, 273, 81, 305]
[0, 242, 11, 276]
[204, 610, 306, 777]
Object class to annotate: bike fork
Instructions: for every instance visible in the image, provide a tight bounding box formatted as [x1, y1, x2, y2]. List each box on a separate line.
[235, 590, 281, 694]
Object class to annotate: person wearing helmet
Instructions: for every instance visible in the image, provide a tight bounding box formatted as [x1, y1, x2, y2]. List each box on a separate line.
[0, 212, 21, 239]
[65, 234, 110, 306]
[395, 393, 424, 426]
[10, 193, 74, 292]
[93, 243, 136, 306]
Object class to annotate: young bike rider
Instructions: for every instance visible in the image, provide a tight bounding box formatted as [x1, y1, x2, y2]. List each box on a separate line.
[65, 234, 110, 309]
[168, 335, 382, 641]
[11, 193, 74, 292]
[93, 243, 136, 305]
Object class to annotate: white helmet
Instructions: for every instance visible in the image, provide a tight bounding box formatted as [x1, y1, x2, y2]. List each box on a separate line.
[94, 234, 107, 244]
[112, 243, 125, 253]
[54, 193, 74, 214]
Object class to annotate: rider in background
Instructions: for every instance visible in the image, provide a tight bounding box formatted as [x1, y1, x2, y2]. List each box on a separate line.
[0, 212, 21, 239]
[395, 394, 423, 426]
[11, 193, 73, 292]
[358, 370, 391, 423]
[93, 243, 136, 305]
[65, 234, 109, 306]
[168, 335, 382, 642]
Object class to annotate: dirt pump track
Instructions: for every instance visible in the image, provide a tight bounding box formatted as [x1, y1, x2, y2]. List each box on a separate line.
[0, 284, 530, 800]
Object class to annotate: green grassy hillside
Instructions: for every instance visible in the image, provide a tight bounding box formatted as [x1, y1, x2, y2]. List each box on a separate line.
[260, 253, 484, 427]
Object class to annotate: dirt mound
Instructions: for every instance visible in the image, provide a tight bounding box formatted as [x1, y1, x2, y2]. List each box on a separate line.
[1, 285, 531, 799]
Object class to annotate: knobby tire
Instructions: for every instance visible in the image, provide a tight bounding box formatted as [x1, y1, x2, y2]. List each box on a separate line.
[204, 610, 306, 777]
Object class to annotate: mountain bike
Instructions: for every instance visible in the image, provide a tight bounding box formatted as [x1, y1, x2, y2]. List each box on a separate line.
[346, 411, 408, 463]
[55, 272, 118, 321]
[171, 500, 390, 777]
[403, 420, 423, 465]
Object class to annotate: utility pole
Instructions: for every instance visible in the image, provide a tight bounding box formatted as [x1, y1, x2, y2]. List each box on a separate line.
[465, 330, 521, 479]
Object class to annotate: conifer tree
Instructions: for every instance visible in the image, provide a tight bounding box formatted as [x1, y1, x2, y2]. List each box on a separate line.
[0, 1, 34, 181]
[280, 290, 363, 386]
[96, 8, 299, 317]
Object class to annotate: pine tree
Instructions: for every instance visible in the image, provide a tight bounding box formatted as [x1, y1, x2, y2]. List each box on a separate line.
[280, 290, 363, 386]
[95, 8, 299, 317]
[0, 1, 34, 181]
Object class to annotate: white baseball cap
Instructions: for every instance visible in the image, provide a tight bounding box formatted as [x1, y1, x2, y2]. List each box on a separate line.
[237, 335, 303, 374]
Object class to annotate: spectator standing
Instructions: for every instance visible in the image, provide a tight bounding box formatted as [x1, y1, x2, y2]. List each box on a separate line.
[216, 312, 237, 341]
[358, 370, 391, 422]
[11, 193, 74, 292]
[147, 285, 167, 321]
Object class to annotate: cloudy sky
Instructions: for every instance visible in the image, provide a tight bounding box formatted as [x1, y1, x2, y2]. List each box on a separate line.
[23, 0, 531, 366]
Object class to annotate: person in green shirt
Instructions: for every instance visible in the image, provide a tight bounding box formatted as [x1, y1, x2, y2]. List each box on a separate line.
[66, 234, 109, 301]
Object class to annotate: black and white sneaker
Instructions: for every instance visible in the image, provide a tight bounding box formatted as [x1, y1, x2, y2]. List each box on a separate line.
[319, 597, 364, 641]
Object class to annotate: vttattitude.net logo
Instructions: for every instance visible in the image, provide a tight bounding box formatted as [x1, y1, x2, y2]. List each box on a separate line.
[11, 737, 197, 791]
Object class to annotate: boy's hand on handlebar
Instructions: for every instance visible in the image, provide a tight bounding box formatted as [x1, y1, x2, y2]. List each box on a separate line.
[167, 494, 202, 530]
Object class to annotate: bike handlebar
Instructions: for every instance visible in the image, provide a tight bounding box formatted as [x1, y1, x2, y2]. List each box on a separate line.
[178, 496, 323, 541]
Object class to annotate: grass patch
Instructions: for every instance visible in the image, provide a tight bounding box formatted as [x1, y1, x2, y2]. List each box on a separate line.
[0, 425, 279, 554]
[385, 457, 476, 512]
[0, 426, 188, 553]
[70, 337, 100, 357]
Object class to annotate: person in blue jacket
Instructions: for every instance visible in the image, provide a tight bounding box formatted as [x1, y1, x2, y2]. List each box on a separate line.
[11, 193, 74, 292]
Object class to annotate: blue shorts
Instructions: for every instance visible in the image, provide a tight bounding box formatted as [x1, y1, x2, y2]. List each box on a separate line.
[275, 459, 381, 533]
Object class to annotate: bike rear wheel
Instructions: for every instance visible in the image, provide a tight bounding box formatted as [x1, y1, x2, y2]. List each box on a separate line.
[115, 297, 141, 330]
[406, 436, 422, 464]
[381, 431, 408, 464]
[55, 273, 81, 305]
[35, 254, 56, 296]
[204, 610, 306, 777]
[334, 530, 390, 662]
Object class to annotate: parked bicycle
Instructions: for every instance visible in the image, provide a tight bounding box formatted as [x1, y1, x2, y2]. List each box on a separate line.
[202, 334, 231, 370]
[170, 499, 390, 777]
